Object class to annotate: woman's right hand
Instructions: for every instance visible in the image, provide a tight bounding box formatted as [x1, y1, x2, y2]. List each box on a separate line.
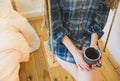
[61, 36, 91, 71]
[73, 49, 91, 71]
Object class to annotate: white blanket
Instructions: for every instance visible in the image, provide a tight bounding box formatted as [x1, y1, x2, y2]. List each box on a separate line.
[0, 4, 40, 81]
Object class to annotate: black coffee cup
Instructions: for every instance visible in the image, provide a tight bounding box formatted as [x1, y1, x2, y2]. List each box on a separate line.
[84, 47, 102, 68]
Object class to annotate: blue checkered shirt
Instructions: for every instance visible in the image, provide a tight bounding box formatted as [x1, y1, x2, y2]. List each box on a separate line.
[49, 0, 110, 64]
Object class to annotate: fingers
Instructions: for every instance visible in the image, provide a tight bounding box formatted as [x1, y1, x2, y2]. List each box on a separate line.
[94, 46, 99, 49]
[90, 45, 99, 50]
[77, 62, 91, 72]
[77, 64, 84, 71]
[83, 62, 91, 71]
[91, 57, 102, 69]
[91, 64, 96, 69]
[99, 56, 102, 64]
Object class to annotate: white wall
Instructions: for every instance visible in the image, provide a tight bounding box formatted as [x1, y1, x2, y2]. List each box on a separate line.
[102, 3, 120, 64]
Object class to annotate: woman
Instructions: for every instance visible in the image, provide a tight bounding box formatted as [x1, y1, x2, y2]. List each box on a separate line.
[0, 6, 40, 81]
[50, 0, 119, 81]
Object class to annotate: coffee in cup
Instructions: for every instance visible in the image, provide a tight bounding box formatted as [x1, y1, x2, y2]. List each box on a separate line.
[84, 47, 102, 68]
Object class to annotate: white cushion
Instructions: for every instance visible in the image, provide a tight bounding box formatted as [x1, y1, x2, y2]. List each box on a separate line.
[14, 0, 44, 18]
[0, 0, 13, 9]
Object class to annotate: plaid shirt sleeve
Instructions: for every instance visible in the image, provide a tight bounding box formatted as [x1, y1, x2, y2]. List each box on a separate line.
[51, 0, 69, 47]
[87, 1, 110, 39]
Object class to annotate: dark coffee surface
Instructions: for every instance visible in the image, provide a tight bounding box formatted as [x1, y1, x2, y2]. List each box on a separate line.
[85, 48, 99, 59]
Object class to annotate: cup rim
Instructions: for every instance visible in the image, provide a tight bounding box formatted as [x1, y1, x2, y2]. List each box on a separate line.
[84, 47, 101, 61]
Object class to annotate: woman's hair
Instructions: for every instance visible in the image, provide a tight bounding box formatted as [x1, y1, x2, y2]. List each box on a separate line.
[106, 0, 120, 9]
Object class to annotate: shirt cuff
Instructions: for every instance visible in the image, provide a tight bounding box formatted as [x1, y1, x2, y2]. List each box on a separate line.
[87, 25, 104, 39]
[53, 26, 69, 47]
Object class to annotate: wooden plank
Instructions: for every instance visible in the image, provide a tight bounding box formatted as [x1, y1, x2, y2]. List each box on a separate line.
[43, 40, 75, 81]
[49, 67, 63, 81]
[98, 40, 109, 56]
[35, 19, 44, 36]
[29, 20, 51, 81]
[19, 63, 27, 81]
[99, 40, 119, 69]
[19, 19, 41, 81]
[58, 67, 74, 81]
[44, 41, 59, 68]
[24, 53, 39, 81]
[29, 19, 43, 36]
[27, 16, 43, 22]
[116, 66, 120, 76]
[99, 40, 120, 81]
[101, 56, 120, 81]
[30, 19, 48, 41]
[29, 20, 40, 35]
[42, 39, 62, 81]
[38, 15, 62, 81]
[100, 70, 107, 81]
[33, 42, 51, 81]
[107, 54, 119, 69]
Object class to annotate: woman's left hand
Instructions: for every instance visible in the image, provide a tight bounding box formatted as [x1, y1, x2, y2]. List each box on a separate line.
[90, 45, 102, 69]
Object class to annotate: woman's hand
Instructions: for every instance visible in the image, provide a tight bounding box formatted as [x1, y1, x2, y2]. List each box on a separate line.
[61, 36, 91, 71]
[90, 45, 102, 69]
[73, 49, 91, 71]
[90, 44, 99, 49]
[90, 33, 102, 69]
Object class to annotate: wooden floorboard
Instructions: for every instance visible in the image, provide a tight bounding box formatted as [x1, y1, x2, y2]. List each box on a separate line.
[33, 43, 50, 81]
[58, 67, 75, 81]
[19, 19, 51, 81]
[19, 63, 27, 81]
[19, 19, 120, 81]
